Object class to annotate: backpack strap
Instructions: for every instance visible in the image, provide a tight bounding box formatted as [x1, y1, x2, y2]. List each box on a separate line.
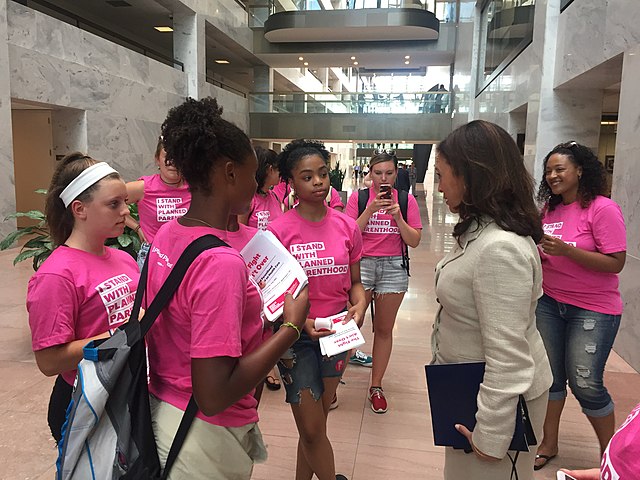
[397, 190, 411, 276]
[357, 188, 369, 217]
[137, 234, 228, 338]
[161, 396, 199, 480]
[325, 186, 333, 204]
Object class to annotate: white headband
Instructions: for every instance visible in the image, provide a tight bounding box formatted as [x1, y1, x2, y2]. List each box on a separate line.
[59, 162, 119, 207]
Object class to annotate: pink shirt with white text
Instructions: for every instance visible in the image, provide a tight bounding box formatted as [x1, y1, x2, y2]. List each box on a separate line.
[137, 174, 191, 242]
[345, 188, 422, 257]
[145, 220, 263, 428]
[600, 402, 640, 479]
[27, 246, 139, 385]
[268, 208, 362, 319]
[248, 191, 283, 230]
[540, 196, 626, 314]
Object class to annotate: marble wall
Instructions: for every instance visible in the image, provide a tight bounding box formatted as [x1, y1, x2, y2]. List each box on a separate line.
[0, 0, 16, 238]
[0, 1, 250, 240]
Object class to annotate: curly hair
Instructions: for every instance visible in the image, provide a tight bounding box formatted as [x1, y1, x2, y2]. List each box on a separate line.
[45, 152, 120, 246]
[278, 139, 330, 183]
[160, 97, 253, 195]
[536, 142, 606, 212]
[436, 120, 543, 243]
[255, 146, 279, 192]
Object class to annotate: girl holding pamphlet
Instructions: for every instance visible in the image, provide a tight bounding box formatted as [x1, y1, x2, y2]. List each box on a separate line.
[268, 139, 366, 480]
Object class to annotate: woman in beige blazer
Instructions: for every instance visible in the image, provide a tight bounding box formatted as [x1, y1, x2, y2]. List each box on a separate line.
[431, 120, 553, 480]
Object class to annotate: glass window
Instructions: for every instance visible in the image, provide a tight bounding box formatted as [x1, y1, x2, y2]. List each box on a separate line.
[477, 0, 535, 93]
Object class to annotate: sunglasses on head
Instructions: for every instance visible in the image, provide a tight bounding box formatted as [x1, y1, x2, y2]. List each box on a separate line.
[374, 149, 396, 156]
[555, 141, 578, 149]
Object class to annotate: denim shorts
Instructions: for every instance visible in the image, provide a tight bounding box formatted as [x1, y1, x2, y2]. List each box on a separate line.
[360, 255, 409, 294]
[535, 293, 621, 417]
[277, 333, 348, 405]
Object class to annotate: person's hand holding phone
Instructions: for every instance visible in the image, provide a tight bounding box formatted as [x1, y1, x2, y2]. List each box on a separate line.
[366, 184, 393, 214]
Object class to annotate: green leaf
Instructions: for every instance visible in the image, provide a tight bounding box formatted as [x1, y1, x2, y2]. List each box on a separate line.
[0, 229, 35, 250]
[24, 235, 51, 249]
[35, 189, 48, 195]
[33, 250, 52, 271]
[117, 234, 132, 248]
[130, 235, 141, 253]
[5, 210, 46, 221]
[13, 249, 41, 265]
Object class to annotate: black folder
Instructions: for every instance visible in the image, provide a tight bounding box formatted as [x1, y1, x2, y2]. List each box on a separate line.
[424, 362, 536, 452]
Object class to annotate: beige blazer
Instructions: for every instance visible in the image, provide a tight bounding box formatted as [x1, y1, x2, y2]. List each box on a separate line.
[431, 219, 552, 459]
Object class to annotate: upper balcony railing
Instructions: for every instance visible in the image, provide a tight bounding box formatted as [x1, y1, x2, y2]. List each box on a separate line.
[249, 91, 454, 114]
[248, 0, 458, 28]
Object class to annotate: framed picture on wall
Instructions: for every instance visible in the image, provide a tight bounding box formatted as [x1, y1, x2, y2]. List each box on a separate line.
[605, 155, 615, 174]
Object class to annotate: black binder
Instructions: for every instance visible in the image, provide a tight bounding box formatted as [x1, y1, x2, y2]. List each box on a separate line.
[424, 362, 537, 452]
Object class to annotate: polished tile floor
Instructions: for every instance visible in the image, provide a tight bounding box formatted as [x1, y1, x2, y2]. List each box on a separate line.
[1, 165, 638, 479]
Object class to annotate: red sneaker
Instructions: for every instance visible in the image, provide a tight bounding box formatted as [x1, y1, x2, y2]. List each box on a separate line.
[368, 387, 387, 413]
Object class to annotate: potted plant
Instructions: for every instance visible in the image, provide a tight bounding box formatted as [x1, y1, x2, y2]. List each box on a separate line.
[0, 189, 142, 271]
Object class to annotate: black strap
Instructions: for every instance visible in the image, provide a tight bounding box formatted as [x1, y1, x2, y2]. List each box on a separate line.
[137, 234, 228, 338]
[161, 396, 199, 480]
[131, 234, 228, 479]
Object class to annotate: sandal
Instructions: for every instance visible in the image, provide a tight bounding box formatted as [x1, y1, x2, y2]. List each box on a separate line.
[533, 453, 557, 471]
[264, 375, 281, 391]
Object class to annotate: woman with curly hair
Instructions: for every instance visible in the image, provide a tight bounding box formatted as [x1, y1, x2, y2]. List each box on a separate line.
[268, 139, 366, 480]
[239, 146, 283, 230]
[146, 97, 309, 479]
[533, 142, 627, 471]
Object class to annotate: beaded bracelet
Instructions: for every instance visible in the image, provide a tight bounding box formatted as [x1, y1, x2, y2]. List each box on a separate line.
[134, 225, 141, 233]
[282, 321, 301, 340]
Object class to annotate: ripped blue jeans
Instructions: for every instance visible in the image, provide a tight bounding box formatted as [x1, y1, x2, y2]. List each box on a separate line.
[536, 294, 621, 417]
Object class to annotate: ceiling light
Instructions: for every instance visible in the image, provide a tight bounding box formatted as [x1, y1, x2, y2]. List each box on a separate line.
[353, 61, 358, 65]
[350, 56, 356, 60]
[299, 56, 304, 61]
[304, 62, 309, 66]
[404, 55, 410, 59]
[215, 59, 230, 64]
[404, 60, 410, 64]
[154, 26, 173, 32]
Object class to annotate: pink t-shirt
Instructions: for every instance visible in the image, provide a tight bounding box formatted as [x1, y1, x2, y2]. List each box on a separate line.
[272, 180, 288, 204]
[137, 174, 191, 242]
[145, 220, 264, 427]
[601, 402, 640, 479]
[27, 246, 139, 385]
[268, 208, 362, 319]
[226, 223, 258, 252]
[540, 196, 626, 314]
[248, 191, 283, 230]
[345, 188, 422, 257]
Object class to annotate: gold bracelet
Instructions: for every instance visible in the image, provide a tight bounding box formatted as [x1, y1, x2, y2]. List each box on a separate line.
[281, 321, 301, 340]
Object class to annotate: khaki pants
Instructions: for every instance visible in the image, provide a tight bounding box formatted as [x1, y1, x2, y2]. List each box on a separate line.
[444, 392, 548, 480]
[150, 396, 267, 480]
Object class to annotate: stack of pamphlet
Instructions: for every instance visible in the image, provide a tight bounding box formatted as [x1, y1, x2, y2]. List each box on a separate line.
[240, 230, 308, 322]
[316, 311, 366, 357]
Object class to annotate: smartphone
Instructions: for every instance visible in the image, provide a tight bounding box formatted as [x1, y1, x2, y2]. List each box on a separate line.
[556, 471, 577, 480]
[380, 183, 392, 199]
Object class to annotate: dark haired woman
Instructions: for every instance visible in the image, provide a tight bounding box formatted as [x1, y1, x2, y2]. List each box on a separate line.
[239, 146, 283, 230]
[268, 139, 366, 480]
[27, 153, 139, 443]
[146, 97, 308, 479]
[533, 142, 626, 471]
[431, 120, 552, 479]
[344, 151, 422, 413]
[125, 137, 191, 268]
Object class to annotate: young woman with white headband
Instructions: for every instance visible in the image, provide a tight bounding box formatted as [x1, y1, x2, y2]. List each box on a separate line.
[26, 153, 139, 443]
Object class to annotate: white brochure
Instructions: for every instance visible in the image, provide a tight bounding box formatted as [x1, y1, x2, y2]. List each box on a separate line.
[240, 230, 308, 323]
[317, 311, 366, 357]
